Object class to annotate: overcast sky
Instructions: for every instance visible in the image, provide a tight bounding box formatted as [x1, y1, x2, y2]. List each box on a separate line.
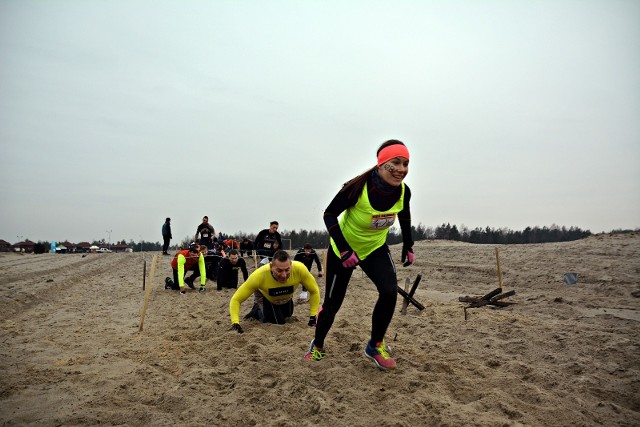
[1, 0, 638, 245]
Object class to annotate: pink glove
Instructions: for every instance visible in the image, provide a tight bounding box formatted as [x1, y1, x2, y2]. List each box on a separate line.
[401, 246, 414, 267]
[340, 250, 360, 268]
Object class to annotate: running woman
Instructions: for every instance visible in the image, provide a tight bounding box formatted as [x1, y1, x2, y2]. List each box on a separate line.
[305, 140, 415, 370]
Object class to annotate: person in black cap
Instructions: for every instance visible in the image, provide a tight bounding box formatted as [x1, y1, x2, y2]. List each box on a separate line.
[162, 217, 172, 255]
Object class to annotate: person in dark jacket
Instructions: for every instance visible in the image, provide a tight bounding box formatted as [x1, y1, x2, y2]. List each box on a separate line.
[194, 216, 215, 248]
[216, 249, 249, 290]
[162, 218, 172, 255]
[239, 238, 253, 257]
[293, 243, 323, 300]
[254, 221, 282, 260]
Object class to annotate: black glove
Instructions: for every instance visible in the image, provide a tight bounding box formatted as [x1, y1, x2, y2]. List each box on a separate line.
[401, 246, 414, 267]
[230, 323, 244, 334]
[308, 316, 316, 327]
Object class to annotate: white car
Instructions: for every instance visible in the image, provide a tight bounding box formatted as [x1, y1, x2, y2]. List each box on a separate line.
[97, 248, 112, 253]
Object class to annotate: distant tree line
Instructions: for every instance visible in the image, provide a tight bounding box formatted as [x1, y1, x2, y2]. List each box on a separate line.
[231, 222, 595, 249]
[386, 223, 592, 245]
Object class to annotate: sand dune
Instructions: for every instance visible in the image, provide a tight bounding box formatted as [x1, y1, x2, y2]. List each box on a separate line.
[1, 233, 638, 426]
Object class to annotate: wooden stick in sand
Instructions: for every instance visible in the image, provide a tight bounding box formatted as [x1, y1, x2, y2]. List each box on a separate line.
[142, 259, 146, 290]
[400, 277, 411, 314]
[495, 247, 504, 291]
[139, 254, 158, 332]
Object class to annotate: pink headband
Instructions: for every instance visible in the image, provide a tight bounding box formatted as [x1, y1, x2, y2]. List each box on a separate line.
[377, 144, 410, 166]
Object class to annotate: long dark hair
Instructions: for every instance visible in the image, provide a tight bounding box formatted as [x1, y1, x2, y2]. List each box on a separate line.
[340, 139, 406, 199]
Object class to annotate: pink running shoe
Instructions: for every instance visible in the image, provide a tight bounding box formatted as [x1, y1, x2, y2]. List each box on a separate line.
[364, 340, 396, 370]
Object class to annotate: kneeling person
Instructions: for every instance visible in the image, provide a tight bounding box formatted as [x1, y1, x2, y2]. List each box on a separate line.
[170, 243, 206, 294]
[229, 250, 320, 332]
[217, 249, 249, 290]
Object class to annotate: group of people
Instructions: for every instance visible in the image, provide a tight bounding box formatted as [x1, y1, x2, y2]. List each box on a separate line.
[162, 140, 414, 371]
[164, 244, 251, 293]
[163, 216, 280, 260]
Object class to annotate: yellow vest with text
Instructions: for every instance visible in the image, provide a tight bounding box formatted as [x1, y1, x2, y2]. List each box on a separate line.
[330, 182, 405, 260]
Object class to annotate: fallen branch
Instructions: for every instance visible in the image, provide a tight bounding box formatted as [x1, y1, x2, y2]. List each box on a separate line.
[460, 287, 516, 320]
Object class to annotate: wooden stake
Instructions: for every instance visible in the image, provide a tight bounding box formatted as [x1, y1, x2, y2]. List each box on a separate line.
[139, 254, 158, 332]
[495, 247, 504, 291]
[400, 277, 411, 314]
[398, 274, 424, 313]
[142, 259, 146, 290]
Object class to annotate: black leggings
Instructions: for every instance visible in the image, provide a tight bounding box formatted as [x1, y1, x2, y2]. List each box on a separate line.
[245, 297, 294, 324]
[262, 298, 294, 324]
[314, 245, 397, 349]
[171, 269, 183, 290]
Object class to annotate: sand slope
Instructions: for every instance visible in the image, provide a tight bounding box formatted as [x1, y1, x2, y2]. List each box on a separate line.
[1, 233, 639, 426]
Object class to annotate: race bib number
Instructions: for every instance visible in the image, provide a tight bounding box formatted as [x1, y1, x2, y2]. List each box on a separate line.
[370, 213, 396, 229]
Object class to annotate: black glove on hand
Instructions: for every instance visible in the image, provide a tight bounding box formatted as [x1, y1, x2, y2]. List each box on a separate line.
[401, 246, 415, 267]
[308, 316, 316, 327]
[230, 323, 244, 334]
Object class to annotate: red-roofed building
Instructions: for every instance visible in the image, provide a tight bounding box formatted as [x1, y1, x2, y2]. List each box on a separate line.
[59, 241, 76, 253]
[14, 240, 36, 253]
[76, 242, 92, 253]
[0, 239, 11, 252]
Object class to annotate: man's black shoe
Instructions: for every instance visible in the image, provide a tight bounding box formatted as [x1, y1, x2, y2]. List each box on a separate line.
[243, 303, 262, 320]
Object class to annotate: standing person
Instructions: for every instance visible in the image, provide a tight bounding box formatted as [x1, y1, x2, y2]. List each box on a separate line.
[162, 217, 172, 255]
[294, 243, 323, 300]
[168, 243, 207, 294]
[254, 221, 283, 260]
[216, 249, 249, 290]
[305, 140, 414, 371]
[194, 216, 215, 248]
[229, 250, 320, 332]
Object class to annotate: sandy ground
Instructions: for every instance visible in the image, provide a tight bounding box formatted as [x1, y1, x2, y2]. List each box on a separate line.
[0, 233, 639, 426]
